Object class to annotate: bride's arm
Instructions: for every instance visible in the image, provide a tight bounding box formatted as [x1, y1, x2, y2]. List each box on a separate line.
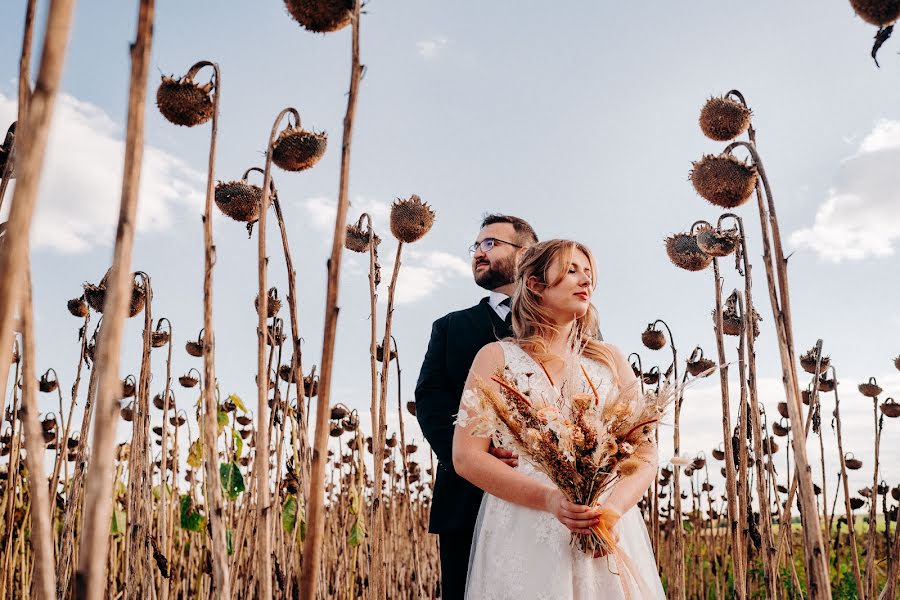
[601, 342, 659, 520]
[453, 343, 601, 533]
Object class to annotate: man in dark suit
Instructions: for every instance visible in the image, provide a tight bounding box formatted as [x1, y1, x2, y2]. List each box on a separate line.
[415, 214, 538, 600]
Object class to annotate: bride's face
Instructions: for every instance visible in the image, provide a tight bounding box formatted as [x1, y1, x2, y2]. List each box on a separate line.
[531, 249, 593, 322]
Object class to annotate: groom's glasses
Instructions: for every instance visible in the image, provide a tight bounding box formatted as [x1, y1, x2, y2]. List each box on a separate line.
[468, 237, 523, 255]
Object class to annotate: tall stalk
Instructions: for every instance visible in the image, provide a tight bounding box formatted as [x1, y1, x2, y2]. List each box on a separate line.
[299, 2, 363, 597]
[724, 136, 832, 598]
[253, 107, 301, 599]
[75, 2, 155, 598]
[831, 365, 864, 596]
[20, 265, 55, 598]
[721, 213, 779, 597]
[710, 257, 746, 597]
[0, 0, 77, 454]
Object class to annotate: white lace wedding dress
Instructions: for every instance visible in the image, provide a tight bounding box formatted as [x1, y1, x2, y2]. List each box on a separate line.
[464, 341, 665, 599]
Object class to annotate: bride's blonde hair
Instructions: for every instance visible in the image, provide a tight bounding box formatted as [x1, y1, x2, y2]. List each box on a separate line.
[510, 239, 619, 384]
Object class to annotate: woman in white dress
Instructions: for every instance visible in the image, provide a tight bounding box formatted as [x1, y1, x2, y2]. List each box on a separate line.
[453, 239, 665, 599]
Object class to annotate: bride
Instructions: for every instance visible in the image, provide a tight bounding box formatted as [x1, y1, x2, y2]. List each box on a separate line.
[453, 239, 665, 599]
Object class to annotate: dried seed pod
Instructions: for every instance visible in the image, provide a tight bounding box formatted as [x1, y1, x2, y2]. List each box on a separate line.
[236, 415, 252, 426]
[303, 375, 318, 397]
[120, 402, 134, 422]
[152, 426, 163, 436]
[39, 371, 58, 393]
[687, 356, 716, 378]
[179, 369, 200, 388]
[329, 424, 344, 437]
[376, 343, 397, 363]
[385, 433, 398, 448]
[41, 415, 57, 432]
[390, 195, 435, 244]
[330, 404, 349, 420]
[83, 270, 145, 317]
[892, 486, 900, 502]
[772, 419, 790, 437]
[67, 297, 89, 318]
[699, 96, 751, 141]
[156, 74, 214, 127]
[801, 389, 813, 406]
[844, 453, 863, 470]
[640, 324, 666, 350]
[284, 0, 354, 33]
[690, 154, 758, 208]
[255, 288, 282, 318]
[691, 456, 706, 470]
[642, 368, 660, 385]
[169, 415, 186, 427]
[894, 355, 900, 371]
[849, 0, 900, 25]
[695, 225, 739, 258]
[880, 398, 900, 418]
[152, 393, 167, 410]
[278, 364, 296, 383]
[858, 377, 882, 398]
[265, 325, 285, 347]
[665, 233, 712, 271]
[817, 374, 837, 393]
[345, 223, 380, 253]
[149, 330, 170, 348]
[186, 331, 204, 357]
[406, 400, 416, 416]
[799, 348, 830, 374]
[850, 497, 866, 510]
[215, 178, 264, 223]
[711, 447, 725, 461]
[272, 126, 327, 172]
[776, 401, 789, 419]
[342, 411, 359, 432]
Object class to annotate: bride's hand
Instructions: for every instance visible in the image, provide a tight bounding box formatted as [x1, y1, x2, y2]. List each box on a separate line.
[543, 488, 602, 534]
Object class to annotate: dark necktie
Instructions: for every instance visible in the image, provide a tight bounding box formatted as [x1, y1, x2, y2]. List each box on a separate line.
[500, 297, 512, 328]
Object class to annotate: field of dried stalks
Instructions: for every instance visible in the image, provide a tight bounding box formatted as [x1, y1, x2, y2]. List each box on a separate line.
[0, 1, 898, 599]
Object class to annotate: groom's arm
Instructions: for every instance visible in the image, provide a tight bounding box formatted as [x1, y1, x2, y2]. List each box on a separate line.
[415, 316, 457, 471]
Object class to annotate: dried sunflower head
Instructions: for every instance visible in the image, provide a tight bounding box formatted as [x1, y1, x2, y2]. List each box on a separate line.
[156, 75, 214, 127]
[390, 195, 435, 243]
[690, 154, 758, 208]
[699, 96, 751, 142]
[665, 233, 712, 271]
[284, 0, 354, 33]
[272, 126, 327, 172]
[849, 0, 900, 26]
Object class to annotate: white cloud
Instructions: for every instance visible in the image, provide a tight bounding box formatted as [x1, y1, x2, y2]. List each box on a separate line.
[0, 91, 204, 253]
[790, 119, 900, 262]
[383, 250, 471, 305]
[302, 195, 391, 233]
[416, 36, 448, 59]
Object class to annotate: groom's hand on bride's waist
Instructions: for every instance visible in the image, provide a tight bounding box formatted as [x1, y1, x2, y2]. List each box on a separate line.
[488, 445, 518, 468]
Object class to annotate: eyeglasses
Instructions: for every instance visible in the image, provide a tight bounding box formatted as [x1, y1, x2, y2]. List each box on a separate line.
[468, 237, 523, 255]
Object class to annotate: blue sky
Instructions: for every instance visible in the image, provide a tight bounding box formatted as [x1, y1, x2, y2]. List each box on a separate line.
[1, 1, 898, 494]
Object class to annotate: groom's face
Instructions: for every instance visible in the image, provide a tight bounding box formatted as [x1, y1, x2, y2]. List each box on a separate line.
[471, 223, 520, 291]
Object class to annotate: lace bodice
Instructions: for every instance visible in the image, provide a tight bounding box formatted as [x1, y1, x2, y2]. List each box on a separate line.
[464, 341, 665, 600]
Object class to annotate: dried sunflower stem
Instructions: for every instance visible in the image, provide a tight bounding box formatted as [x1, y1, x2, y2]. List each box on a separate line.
[370, 242, 405, 599]
[0, 0, 76, 466]
[19, 265, 56, 599]
[724, 212, 779, 598]
[299, 1, 363, 597]
[710, 258, 746, 597]
[831, 370, 865, 598]
[255, 107, 298, 599]
[76, 2, 155, 598]
[725, 135, 832, 598]
[864, 397, 883, 597]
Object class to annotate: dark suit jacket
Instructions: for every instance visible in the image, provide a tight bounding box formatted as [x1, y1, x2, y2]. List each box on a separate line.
[415, 297, 512, 534]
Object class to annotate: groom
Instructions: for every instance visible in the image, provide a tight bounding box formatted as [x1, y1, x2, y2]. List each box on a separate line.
[415, 214, 537, 599]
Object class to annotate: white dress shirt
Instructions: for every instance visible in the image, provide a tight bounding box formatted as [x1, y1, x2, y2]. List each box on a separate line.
[488, 290, 511, 321]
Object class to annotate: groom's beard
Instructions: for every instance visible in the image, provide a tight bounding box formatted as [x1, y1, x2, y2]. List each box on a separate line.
[474, 255, 515, 291]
